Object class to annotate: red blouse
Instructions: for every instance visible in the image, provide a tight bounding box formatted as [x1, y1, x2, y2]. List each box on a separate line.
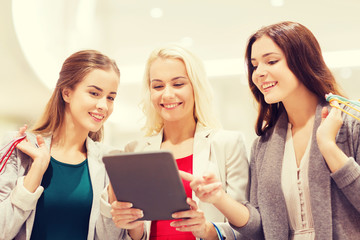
[149, 154, 195, 240]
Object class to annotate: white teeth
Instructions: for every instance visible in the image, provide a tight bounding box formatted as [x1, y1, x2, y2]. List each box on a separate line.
[163, 104, 178, 109]
[262, 82, 276, 89]
[90, 113, 104, 120]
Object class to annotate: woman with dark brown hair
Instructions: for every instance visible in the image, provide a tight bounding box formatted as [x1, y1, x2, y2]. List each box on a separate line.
[183, 21, 360, 239]
[0, 50, 130, 239]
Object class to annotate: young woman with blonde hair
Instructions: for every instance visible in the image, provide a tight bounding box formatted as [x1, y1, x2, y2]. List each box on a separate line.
[109, 45, 250, 240]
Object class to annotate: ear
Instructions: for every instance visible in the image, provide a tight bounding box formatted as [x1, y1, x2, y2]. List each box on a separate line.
[62, 87, 72, 103]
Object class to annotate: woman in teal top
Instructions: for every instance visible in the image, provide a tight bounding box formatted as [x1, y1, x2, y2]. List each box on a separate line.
[0, 50, 130, 239]
[30, 157, 93, 239]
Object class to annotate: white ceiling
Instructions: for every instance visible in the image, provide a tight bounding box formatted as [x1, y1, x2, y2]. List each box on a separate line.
[1, 0, 360, 145]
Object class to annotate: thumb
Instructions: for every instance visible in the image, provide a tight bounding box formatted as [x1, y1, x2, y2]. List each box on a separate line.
[36, 135, 46, 148]
[108, 181, 117, 204]
[203, 171, 216, 180]
[179, 170, 194, 182]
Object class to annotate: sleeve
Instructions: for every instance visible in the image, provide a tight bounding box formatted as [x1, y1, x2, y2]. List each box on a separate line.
[223, 131, 249, 203]
[330, 110, 360, 212]
[212, 131, 252, 240]
[229, 137, 265, 240]
[0, 133, 43, 240]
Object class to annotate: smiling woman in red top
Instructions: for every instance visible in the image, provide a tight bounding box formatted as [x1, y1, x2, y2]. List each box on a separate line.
[108, 45, 250, 240]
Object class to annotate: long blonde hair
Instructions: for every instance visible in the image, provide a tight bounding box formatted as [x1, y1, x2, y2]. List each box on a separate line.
[31, 50, 120, 141]
[141, 45, 220, 136]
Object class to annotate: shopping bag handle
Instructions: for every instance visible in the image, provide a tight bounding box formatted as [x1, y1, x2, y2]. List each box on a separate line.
[0, 134, 27, 173]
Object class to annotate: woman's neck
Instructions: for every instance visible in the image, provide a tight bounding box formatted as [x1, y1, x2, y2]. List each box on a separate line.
[51, 118, 88, 155]
[283, 90, 319, 129]
[52, 131, 86, 152]
[162, 118, 196, 144]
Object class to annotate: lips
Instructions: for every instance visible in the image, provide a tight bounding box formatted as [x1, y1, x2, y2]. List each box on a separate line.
[89, 112, 105, 122]
[262, 81, 277, 91]
[160, 102, 182, 109]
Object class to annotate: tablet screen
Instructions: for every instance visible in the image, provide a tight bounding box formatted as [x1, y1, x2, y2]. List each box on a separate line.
[103, 151, 190, 220]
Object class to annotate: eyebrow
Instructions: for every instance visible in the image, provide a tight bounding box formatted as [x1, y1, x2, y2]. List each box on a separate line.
[251, 52, 281, 61]
[87, 85, 117, 95]
[150, 76, 187, 82]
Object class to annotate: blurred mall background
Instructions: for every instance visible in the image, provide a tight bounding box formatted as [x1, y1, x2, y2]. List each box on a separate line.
[1, 0, 360, 154]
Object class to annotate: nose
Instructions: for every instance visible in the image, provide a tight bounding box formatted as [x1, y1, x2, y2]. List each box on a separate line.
[253, 63, 267, 79]
[162, 85, 175, 98]
[96, 97, 108, 112]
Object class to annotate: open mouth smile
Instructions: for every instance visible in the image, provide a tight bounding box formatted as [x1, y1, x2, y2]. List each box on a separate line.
[89, 112, 105, 121]
[262, 81, 278, 91]
[161, 103, 182, 109]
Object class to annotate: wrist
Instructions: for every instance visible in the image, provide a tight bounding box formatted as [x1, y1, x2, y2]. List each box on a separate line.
[128, 223, 144, 240]
[318, 142, 348, 172]
[23, 168, 43, 193]
[30, 160, 48, 175]
[202, 221, 220, 240]
[318, 139, 337, 153]
[212, 189, 226, 208]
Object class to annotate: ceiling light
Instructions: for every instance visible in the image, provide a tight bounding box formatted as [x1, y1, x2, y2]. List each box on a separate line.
[150, 8, 163, 18]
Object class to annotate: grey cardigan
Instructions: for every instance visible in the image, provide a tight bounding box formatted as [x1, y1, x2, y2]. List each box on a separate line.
[0, 133, 128, 240]
[232, 101, 360, 240]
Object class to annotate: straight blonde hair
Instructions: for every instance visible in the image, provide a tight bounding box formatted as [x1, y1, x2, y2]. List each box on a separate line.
[141, 45, 221, 136]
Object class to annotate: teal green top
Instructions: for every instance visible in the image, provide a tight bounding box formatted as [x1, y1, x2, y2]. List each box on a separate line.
[30, 157, 93, 240]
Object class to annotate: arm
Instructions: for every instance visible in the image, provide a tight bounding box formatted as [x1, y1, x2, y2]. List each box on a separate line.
[98, 181, 146, 240]
[12, 125, 50, 193]
[181, 171, 250, 228]
[176, 131, 252, 239]
[210, 131, 251, 239]
[109, 183, 145, 240]
[96, 146, 146, 240]
[316, 101, 349, 172]
[0, 126, 47, 239]
[317, 99, 360, 212]
[181, 135, 265, 239]
[96, 184, 145, 240]
[178, 171, 250, 240]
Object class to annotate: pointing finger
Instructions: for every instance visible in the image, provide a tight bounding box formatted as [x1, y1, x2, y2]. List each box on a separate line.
[179, 170, 194, 182]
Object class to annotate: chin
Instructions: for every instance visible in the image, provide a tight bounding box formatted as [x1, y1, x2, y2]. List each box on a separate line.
[88, 124, 103, 133]
[264, 97, 280, 105]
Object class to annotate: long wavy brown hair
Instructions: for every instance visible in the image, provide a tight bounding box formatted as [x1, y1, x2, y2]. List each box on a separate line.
[245, 21, 344, 136]
[31, 50, 120, 141]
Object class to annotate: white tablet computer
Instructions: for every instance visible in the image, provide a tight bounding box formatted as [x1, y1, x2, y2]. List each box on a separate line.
[103, 151, 190, 221]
